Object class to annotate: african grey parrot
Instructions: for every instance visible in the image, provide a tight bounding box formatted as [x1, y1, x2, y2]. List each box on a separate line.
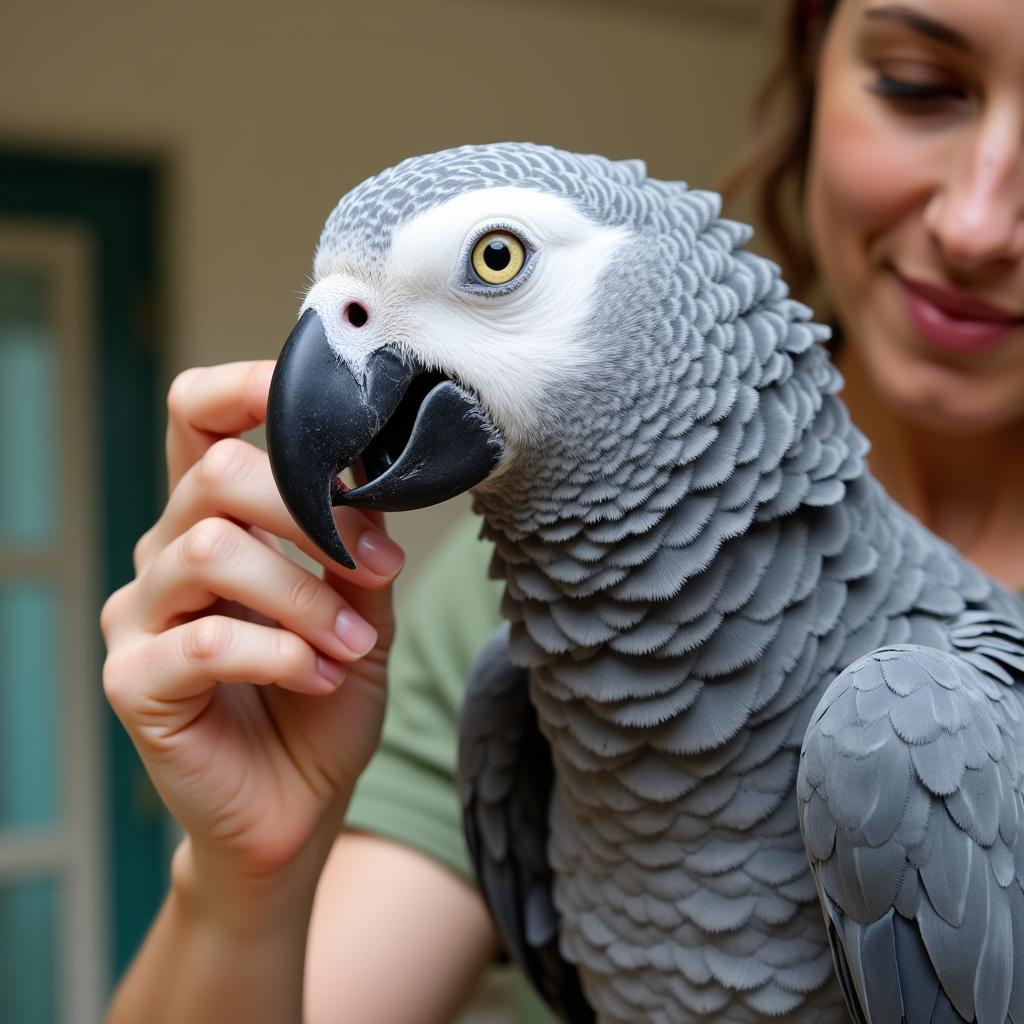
[265, 143, 1024, 1024]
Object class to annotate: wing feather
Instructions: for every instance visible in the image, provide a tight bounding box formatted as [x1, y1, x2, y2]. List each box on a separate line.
[458, 626, 595, 1024]
[798, 640, 1024, 1024]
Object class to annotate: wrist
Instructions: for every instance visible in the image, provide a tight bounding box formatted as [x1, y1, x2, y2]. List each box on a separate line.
[170, 834, 326, 944]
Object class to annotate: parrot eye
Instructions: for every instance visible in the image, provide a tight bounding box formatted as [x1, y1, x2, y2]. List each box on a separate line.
[470, 230, 527, 287]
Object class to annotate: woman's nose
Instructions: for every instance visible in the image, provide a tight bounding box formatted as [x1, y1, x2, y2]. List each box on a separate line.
[923, 111, 1024, 274]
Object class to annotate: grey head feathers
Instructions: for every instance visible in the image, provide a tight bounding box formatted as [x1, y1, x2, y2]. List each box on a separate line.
[317, 142, 664, 268]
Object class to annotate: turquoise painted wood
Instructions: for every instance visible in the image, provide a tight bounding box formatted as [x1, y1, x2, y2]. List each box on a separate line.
[0, 277, 61, 833]
[0, 274, 57, 545]
[0, 269, 62, 1019]
[0, 151, 164, 1001]
[0, 878, 58, 1022]
[0, 582, 61, 830]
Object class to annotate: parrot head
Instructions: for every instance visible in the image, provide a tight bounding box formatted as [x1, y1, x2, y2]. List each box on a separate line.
[266, 143, 743, 567]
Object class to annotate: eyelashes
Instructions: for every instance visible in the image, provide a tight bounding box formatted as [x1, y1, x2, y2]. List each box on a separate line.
[869, 72, 967, 106]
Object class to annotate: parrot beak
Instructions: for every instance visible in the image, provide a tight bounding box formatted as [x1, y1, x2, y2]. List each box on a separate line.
[266, 308, 506, 568]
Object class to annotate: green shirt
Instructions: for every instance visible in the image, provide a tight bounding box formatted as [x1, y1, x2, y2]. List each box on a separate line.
[346, 514, 556, 1024]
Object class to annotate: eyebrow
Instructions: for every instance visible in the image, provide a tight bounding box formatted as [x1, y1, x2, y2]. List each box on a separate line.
[863, 4, 971, 53]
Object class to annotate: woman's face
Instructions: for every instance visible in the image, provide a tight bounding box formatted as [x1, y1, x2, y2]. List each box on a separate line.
[806, 0, 1024, 435]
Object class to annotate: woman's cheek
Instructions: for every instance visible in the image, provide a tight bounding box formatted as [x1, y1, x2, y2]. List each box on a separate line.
[810, 87, 932, 279]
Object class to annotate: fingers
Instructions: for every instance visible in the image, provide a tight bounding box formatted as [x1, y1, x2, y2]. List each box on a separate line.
[322, 537, 399, 653]
[166, 362, 275, 491]
[140, 437, 404, 589]
[158, 362, 402, 587]
[135, 518, 382, 664]
[103, 616, 347, 731]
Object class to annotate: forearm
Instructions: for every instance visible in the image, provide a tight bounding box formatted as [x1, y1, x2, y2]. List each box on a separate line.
[107, 839, 322, 1024]
[305, 833, 501, 1024]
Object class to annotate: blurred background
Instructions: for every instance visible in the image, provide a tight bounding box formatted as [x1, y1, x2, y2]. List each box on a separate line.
[0, 0, 777, 1019]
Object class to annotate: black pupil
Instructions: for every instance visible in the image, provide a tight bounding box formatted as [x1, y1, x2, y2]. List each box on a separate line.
[483, 240, 511, 272]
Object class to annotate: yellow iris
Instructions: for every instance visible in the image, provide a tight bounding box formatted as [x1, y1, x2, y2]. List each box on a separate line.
[471, 230, 526, 285]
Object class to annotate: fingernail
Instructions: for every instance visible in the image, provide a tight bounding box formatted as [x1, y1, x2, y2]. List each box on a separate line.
[356, 529, 405, 579]
[334, 609, 378, 658]
[316, 655, 346, 688]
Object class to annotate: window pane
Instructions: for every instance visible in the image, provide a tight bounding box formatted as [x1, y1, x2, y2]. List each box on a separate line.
[0, 268, 58, 545]
[0, 877, 58, 1023]
[0, 582, 60, 826]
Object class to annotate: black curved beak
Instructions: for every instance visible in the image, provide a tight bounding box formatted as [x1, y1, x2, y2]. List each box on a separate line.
[266, 308, 505, 568]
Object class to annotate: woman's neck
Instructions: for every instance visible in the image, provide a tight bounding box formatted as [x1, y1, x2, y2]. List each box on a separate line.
[835, 345, 1024, 591]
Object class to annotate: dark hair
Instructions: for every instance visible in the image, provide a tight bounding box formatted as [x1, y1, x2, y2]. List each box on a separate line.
[719, 0, 839, 303]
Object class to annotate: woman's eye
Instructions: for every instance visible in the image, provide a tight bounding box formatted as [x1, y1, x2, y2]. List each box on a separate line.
[869, 72, 966, 107]
[470, 230, 527, 286]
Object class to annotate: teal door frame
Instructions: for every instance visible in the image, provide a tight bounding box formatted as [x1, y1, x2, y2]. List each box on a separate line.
[0, 149, 165, 985]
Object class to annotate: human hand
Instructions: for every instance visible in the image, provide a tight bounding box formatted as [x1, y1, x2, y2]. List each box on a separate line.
[101, 361, 404, 905]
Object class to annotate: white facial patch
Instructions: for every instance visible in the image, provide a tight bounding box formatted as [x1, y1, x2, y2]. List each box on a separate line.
[385, 187, 632, 447]
[301, 186, 631, 452]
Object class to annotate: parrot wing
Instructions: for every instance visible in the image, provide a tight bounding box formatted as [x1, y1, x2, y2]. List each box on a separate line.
[458, 625, 595, 1024]
[797, 631, 1024, 1024]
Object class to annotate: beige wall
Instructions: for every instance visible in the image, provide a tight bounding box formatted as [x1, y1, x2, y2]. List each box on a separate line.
[0, 0, 776, 579]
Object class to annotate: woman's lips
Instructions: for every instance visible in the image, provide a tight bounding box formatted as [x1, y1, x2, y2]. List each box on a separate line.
[898, 275, 1024, 354]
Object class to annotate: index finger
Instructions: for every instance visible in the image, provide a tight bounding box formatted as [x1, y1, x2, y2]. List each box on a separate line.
[166, 361, 276, 490]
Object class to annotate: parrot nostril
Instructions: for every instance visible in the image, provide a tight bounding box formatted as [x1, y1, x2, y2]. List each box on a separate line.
[344, 302, 369, 328]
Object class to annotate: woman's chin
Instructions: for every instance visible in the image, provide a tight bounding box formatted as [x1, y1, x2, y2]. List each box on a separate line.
[872, 347, 1024, 437]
